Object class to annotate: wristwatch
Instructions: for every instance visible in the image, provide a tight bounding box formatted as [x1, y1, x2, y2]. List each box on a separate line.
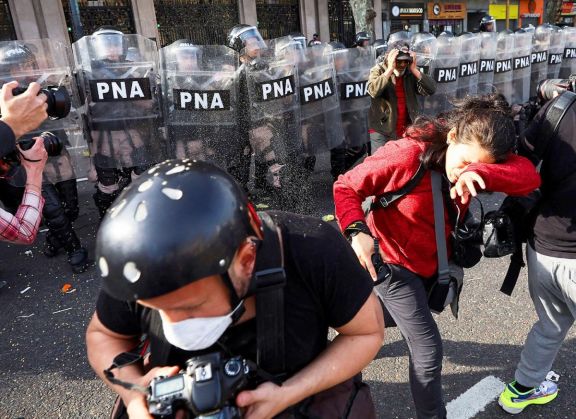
[344, 221, 372, 241]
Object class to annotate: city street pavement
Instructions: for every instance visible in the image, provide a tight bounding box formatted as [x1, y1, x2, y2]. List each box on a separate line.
[0, 154, 574, 419]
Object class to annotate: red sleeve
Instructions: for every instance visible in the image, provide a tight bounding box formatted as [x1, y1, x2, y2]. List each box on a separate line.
[333, 139, 424, 231]
[462, 153, 541, 196]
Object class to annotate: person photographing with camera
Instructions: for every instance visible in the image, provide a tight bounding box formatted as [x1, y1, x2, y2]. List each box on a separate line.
[0, 81, 48, 245]
[334, 94, 540, 419]
[367, 42, 436, 153]
[86, 160, 384, 419]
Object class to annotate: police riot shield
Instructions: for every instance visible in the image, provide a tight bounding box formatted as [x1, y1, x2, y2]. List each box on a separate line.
[456, 32, 481, 99]
[547, 25, 566, 79]
[530, 25, 551, 98]
[331, 46, 374, 147]
[0, 39, 86, 184]
[424, 32, 460, 115]
[73, 34, 163, 170]
[297, 44, 344, 153]
[411, 32, 437, 115]
[387, 31, 412, 52]
[244, 41, 301, 168]
[493, 31, 514, 104]
[512, 29, 533, 105]
[478, 32, 497, 95]
[160, 42, 239, 168]
[559, 26, 576, 78]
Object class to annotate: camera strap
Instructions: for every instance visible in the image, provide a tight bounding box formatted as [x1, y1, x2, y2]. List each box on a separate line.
[368, 162, 425, 212]
[431, 171, 450, 286]
[253, 211, 286, 375]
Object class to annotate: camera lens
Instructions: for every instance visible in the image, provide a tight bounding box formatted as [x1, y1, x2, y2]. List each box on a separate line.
[537, 79, 570, 103]
[42, 86, 71, 120]
[39, 131, 64, 156]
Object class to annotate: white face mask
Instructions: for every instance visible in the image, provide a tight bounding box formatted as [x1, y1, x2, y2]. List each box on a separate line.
[160, 301, 244, 351]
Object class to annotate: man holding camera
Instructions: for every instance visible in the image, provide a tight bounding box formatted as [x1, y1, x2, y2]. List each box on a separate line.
[498, 89, 576, 414]
[86, 160, 384, 418]
[367, 42, 436, 153]
[0, 81, 48, 245]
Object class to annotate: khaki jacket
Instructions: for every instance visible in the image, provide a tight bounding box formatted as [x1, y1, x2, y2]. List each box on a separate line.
[367, 63, 436, 137]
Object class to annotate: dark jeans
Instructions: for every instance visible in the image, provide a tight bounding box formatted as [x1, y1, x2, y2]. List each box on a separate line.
[374, 265, 447, 419]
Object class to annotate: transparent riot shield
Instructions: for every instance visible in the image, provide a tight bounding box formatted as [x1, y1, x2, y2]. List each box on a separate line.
[244, 43, 302, 167]
[478, 32, 497, 95]
[411, 32, 437, 115]
[493, 31, 514, 104]
[0, 39, 86, 184]
[331, 47, 374, 147]
[73, 34, 164, 170]
[388, 31, 412, 52]
[559, 26, 576, 78]
[160, 43, 239, 169]
[512, 30, 533, 105]
[547, 25, 566, 79]
[530, 25, 551, 97]
[456, 32, 481, 99]
[424, 32, 460, 115]
[297, 44, 344, 154]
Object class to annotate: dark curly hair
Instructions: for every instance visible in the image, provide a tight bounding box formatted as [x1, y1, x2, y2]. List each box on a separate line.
[405, 93, 516, 170]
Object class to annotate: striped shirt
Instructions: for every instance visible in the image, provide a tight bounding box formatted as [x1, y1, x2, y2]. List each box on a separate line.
[0, 189, 44, 244]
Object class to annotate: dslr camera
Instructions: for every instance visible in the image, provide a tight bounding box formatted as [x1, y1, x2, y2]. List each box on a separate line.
[537, 74, 576, 103]
[148, 352, 251, 419]
[11, 84, 71, 120]
[0, 131, 63, 179]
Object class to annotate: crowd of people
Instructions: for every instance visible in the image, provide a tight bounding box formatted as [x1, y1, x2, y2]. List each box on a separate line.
[1, 18, 575, 419]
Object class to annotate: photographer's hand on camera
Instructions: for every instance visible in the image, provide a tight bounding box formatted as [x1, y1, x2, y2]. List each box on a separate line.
[124, 366, 181, 419]
[19, 137, 48, 193]
[383, 49, 399, 76]
[0, 81, 48, 139]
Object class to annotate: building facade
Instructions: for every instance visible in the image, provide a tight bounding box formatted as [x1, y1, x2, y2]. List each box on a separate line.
[0, 0, 554, 48]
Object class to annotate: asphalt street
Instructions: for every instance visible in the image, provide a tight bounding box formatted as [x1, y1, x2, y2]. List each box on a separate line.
[0, 155, 574, 419]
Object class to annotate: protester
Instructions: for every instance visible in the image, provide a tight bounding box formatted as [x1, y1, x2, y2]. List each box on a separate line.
[367, 42, 436, 153]
[499, 91, 576, 414]
[86, 160, 384, 418]
[334, 94, 541, 418]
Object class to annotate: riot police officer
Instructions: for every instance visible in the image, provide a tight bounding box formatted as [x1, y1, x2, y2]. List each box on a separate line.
[480, 15, 497, 33]
[355, 31, 372, 48]
[74, 26, 164, 219]
[0, 42, 89, 273]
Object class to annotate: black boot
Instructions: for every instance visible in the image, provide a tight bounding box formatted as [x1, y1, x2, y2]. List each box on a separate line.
[93, 188, 120, 220]
[55, 179, 80, 222]
[43, 231, 62, 258]
[66, 240, 90, 274]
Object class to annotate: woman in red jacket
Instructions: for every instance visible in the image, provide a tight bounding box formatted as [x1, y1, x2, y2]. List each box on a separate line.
[333, 94, 541, 419]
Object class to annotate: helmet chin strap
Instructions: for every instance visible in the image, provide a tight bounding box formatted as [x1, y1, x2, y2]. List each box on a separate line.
[220, 271, 246, 324]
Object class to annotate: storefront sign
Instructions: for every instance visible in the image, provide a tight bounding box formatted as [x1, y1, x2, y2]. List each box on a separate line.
[391, 3, 425, 19]
[561, 2, 576, 16]
[489, 4, 519, 20]
[427, 2, 466, 20]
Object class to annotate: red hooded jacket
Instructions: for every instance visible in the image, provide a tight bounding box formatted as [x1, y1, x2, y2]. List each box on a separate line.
[334, 137, 541, 279]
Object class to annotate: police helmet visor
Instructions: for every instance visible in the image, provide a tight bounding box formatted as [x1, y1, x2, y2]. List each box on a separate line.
[481, 18, 497, 32]
[292, 36, 307, 49]
[374, 44, 387, 57]
[238, 27, 266, 52]
[93, 32, 124, 59]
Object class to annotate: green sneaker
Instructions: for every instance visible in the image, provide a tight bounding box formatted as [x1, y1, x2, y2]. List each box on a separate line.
[498, 380, 558, 414]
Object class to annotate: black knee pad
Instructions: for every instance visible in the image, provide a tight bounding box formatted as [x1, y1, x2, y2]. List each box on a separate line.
[95, 165, 120, 187]
[42, 184, 68, 230]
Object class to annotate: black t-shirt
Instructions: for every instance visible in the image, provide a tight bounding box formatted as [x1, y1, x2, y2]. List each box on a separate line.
[521, 95, 576, 258]
[96, 211, 374, 375]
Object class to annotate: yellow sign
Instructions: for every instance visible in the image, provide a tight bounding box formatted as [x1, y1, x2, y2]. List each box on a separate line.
[489, 4, 519, 20]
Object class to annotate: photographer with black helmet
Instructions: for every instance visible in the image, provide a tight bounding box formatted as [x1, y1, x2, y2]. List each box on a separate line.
[86, 160, 384, 419]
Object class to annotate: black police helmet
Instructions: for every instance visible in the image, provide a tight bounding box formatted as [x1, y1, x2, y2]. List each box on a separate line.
[355, 31, 371, 46]
[97, 160, 255, 301]
[227, 24, 264, 53]
[0, 43, 38, 72]
[328, 41, 346, 51]
[479, 15, 496, 32]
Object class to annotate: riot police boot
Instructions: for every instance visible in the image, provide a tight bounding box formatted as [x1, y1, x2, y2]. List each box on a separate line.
[93, 188, 120, 220]
[43, 231, 63, 258]
[63, 233, 90, 274]
[55, 179, 80, 222]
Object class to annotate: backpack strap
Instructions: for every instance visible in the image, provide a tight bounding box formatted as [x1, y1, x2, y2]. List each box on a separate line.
[368, 163, 426, 212]
[253, 211, 287, 375]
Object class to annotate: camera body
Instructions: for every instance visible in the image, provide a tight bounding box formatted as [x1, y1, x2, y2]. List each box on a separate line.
[11, 85, 71, 120]
[0, 131, 63, 178]
[482, 210, 516, 258]
[148, 352, 251, 418]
